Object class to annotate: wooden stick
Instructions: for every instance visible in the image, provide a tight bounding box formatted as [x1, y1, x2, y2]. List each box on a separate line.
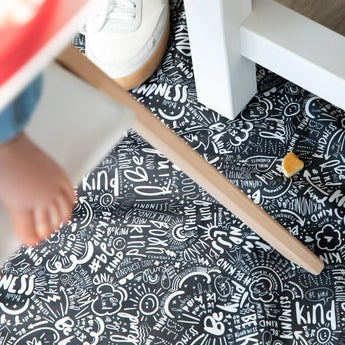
[56, 44, 324, 275]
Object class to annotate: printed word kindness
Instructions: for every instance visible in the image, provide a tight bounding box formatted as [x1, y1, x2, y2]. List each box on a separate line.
[0, 274, 35, 296]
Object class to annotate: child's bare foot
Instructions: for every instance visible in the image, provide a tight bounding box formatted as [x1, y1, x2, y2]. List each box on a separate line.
[0, 132, 75, 246]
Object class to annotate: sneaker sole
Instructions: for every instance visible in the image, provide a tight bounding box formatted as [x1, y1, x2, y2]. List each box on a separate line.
[114, 9, 170, 90]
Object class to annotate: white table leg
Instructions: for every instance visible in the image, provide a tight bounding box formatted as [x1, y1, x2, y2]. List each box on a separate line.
[184, 0, 257, 119]
[241, 0, 345, 112]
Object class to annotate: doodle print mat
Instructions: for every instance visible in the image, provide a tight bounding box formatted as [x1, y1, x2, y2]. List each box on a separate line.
[1, 1, 345, 344]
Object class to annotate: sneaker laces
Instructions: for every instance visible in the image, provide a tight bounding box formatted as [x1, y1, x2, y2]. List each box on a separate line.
[80, 0, 140, 35]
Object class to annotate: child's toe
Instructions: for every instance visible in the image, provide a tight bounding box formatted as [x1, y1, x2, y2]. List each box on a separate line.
[49, 202, 60, 230]
[34, 207, 51, 241]
[11, 209, 39, 246]
[56, 192, 73, 224]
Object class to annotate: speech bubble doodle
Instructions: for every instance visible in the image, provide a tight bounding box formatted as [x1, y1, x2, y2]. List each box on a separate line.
[244, 155, 277, 173]
[305, 287, 334, 305]
[96, 154, 118, 172]
[214, 275, 232, 298]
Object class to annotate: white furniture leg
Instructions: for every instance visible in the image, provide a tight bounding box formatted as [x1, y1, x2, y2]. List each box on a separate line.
[183, 0, 257, 120]
[185, 0, 345, 118]
[241, 0, 345, 112]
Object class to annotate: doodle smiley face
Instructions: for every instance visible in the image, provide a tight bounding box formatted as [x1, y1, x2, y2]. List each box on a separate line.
[284, 102, 300, 117]
[99, 193, 114, 208]
[139, 293, 159, 316]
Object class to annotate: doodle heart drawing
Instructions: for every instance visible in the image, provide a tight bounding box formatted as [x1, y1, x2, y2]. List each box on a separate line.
[240, 154, 280, 208]
[249, 170, 293, 206]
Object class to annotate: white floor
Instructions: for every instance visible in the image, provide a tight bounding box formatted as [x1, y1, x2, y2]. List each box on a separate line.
[0, 63, 134, 263]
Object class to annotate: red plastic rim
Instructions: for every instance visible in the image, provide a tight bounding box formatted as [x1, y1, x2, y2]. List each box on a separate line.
[0, 0, 56, 84]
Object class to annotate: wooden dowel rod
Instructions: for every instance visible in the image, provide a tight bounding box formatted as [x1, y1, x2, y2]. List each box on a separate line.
[56, 45, 324, 275]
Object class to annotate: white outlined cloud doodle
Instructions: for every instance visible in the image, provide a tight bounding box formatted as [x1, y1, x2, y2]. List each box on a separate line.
[241, 96, 272, 122]
[249, 277, 274, 303]
[228, 122, 253, 147]
[92, 284, 128, 316]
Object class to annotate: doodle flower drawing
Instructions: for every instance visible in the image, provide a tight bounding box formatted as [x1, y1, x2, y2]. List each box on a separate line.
[316, 224, 341, 251]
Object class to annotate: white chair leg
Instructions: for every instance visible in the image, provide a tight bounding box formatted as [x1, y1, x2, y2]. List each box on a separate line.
[184, 0, 257, 119]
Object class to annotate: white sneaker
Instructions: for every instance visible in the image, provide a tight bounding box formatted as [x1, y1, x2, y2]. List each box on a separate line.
[80, 0, 169, 90]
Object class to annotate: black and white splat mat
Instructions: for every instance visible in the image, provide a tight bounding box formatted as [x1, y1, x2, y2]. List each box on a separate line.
[1, 1, 345, 344]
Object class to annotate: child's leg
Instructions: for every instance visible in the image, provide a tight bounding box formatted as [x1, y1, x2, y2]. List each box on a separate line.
[0, 77, 75, 246]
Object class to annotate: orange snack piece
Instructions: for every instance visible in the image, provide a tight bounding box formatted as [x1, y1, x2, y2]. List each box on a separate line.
[282, 152, 304, 178]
